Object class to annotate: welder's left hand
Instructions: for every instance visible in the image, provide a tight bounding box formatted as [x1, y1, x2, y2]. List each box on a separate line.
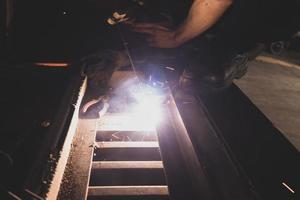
[131, 23, 182, 48]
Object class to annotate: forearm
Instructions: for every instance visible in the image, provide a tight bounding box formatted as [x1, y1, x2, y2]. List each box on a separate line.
[174, 0, 233, 44]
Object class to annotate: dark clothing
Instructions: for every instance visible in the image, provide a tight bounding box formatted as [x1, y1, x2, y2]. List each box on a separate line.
[175, 0, 299, 87]
[213, 0, 299, 44]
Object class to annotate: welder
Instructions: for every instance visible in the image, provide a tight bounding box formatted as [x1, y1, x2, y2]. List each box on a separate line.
[80, 0, 299, 117]
[130, 0, 300, 89]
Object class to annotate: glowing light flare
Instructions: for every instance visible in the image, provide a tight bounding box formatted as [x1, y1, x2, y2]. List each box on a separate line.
[130, 94, 162, 129]
[97, 80, 166, 132]
[128, 83, 165, 129]
[35, 62, 69, 68]
[98, 113, 157, 131]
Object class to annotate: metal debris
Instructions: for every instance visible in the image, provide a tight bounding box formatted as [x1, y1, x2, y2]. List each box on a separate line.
[112, 131, 121, 140]
[41, 120, 51, 128]
[94, 142, 100, 149]
[0, 150, 13, 166]
[126, 136, 132, 141]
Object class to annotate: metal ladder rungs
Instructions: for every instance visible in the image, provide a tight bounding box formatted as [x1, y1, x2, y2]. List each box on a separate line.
[88, 185, 169, 196]
[97, 141, 159, 148]
[92, 161, 164, 169]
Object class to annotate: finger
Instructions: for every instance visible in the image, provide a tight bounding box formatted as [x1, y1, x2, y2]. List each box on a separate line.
[123, 18, 136, 26]
[133, 23, 169, 31]
[132, 27, 156, 35]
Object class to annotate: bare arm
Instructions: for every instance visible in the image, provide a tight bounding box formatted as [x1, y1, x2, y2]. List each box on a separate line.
[175, 0, 233, 44]
[132, 0, 233, 48]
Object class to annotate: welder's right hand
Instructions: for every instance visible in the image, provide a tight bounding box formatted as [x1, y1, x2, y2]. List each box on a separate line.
[130, 23, 182, 48]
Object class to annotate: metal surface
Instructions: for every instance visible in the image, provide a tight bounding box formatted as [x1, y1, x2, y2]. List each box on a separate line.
[88, 186, 169, 196]
[173, 88, 256, 200]
[25, 64, 85, 197]
[97, 142, 159, 148]
[59, 67, 299, 200]
[156, 90, 215, 200]
[92, 161, 163, 169]
[0, 64, 85, 199]
[197, 84, 300, 199]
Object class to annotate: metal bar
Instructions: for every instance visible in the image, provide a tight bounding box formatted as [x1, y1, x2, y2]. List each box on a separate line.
[175, 87, 256, 199]
[88, 186, 169, 196]
[97, 141, 159, 148]
[24, 64, 85, 197]
[197, 84, 300, 199]
[156, 89, 214, 200]
[92, 161, 163, 169]
[97, 114, 156, 131]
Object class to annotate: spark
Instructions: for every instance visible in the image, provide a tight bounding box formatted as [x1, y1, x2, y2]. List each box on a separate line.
[282, 182, 295, 194]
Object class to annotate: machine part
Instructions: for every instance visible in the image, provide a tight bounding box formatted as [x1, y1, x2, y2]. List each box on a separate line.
[270, 41, 287, 55]
[107, 12, 130, 26]
[107, 0, 146, 26]
[113, 12, 127, 20]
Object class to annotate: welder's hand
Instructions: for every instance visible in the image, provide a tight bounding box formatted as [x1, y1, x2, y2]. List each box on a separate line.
[131, 23, 181, 48]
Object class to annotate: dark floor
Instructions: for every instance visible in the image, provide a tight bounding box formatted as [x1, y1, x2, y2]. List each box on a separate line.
[236, 50, 300, 151]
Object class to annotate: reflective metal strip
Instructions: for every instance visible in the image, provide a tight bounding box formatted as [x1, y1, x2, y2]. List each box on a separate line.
[92, 161, 163, 169]
[88, 186, 169, 196]
[97, 141, 159, 148]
